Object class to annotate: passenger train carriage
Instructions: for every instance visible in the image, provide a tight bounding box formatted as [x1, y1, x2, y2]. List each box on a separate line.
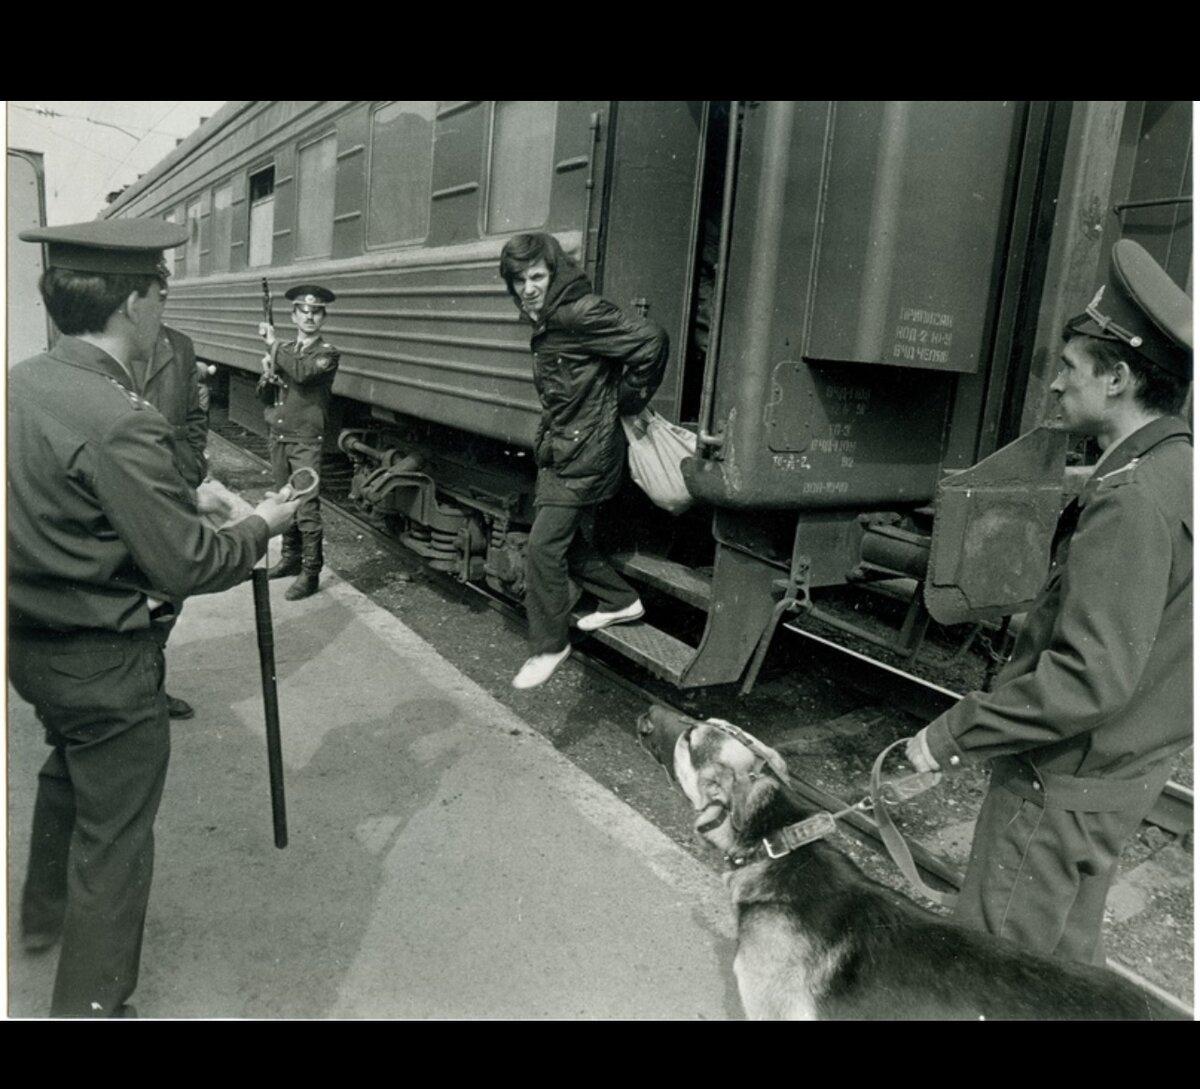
[102, 100, 1193, 689]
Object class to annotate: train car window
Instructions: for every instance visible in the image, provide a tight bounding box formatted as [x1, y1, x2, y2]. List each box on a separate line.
[366, 101, 435, 248]
[171, 205, 186, 277]
[248, 166, 276, 268]
[296, 133, 337, 259]
[212, 182, 233, 273]
[486, 101, 555, 234]
[185, 197, 202, 278]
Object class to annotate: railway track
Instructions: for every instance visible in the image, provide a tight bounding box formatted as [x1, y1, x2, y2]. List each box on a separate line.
[206, 422, 1194, 1016]
[208, 415, 1193, 836]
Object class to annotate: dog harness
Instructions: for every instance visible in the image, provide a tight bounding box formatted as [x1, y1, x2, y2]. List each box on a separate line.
[710, 725, 957, 908]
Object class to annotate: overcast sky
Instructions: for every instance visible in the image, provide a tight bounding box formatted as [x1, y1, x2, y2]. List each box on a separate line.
[7, 101, 227, 223]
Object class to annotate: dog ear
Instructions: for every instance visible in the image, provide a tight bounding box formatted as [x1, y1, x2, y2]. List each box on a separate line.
[704, 717, 790, 779]
[728, 773, 777, 845]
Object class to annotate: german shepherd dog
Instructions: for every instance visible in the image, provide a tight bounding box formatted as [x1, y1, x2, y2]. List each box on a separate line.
[638, 705, 1186, 1021]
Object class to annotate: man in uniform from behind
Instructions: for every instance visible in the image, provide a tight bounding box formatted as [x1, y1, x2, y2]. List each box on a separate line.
[257, 284, 341, 600]
[135, 321, 210, 719]
[907, 240, 1192, 967]
[9, 219, 302, 1018]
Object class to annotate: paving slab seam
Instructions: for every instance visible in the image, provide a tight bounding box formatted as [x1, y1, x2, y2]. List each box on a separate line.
[319, 575, 736, 940]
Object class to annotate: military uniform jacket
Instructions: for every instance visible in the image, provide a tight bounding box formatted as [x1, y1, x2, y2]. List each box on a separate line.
[136, 324, 207, 487]
[8, 337, 269, 634]
[528, 268, 669, 507]
[926, 416, 1193, 806]
[264, 336, 340, 441]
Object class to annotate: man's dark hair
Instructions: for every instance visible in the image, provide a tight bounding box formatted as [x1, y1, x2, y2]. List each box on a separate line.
[498, 232, 574, 300]
[1076, 335, 1191, 416]
[39, 267, 160, 336]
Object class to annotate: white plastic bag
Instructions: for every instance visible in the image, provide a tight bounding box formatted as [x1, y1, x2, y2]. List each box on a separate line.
[621, 409, 697, 515]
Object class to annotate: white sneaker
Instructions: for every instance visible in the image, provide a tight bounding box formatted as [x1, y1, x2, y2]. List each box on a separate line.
[575, 598, 645, 632]
[511, 646, 571, 689]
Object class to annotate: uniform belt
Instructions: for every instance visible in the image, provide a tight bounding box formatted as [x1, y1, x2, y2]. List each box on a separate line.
[991, 755, 1171, 812]
[8, 625, 161, 646]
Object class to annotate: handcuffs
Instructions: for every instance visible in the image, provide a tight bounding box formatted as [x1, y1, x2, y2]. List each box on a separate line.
[277, 467, 320, 502]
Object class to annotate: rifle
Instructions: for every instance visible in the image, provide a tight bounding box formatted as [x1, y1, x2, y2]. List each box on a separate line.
[257, 277, 283, 405]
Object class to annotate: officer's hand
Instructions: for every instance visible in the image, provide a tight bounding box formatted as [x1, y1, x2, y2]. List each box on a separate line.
[196, 479, 235, 522]
[905, 728, 941, 774]
[258, 321, 276, 346]
[254, 491, 303, 536]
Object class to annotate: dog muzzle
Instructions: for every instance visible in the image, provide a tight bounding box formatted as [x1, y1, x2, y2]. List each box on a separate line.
[636, 710, 690, 780]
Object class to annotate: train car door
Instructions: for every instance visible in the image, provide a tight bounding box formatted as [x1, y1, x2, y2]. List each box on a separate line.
[597, 101, 722, 424]
[1103, 101, 1192, 293]
[7, 148, 50, 362]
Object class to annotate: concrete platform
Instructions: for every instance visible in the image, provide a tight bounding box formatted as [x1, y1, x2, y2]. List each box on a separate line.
[7, 560, 740, 1019]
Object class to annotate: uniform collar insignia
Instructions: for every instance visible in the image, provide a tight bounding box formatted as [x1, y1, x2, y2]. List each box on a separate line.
[50, 336, 135, 388]
[1085, 417, 1191, 498]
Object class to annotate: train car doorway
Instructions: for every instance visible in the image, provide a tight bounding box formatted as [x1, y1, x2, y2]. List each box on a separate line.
[7, 149, 50, 362]
[597, 101, 734, 426]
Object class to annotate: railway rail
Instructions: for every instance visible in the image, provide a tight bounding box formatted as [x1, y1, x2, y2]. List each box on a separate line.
[207, 421, 1193, 1015]
[209, 414, 1193, 836]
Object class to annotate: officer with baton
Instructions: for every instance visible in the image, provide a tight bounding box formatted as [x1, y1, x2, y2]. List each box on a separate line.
[9, 219, 302, 1018]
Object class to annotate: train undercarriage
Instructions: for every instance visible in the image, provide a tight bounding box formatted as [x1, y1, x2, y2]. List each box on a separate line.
[326, 403, 1066, 693]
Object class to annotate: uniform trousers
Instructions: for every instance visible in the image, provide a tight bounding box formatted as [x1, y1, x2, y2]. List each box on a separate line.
[525, 503, 639, 655]
[955, 776, 1154, 966]
[270, 436, 322, 536]
[10, 626, 171, 1017]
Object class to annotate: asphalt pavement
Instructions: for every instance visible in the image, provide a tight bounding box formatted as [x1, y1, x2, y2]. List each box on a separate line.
[6, 556, 741, 1019]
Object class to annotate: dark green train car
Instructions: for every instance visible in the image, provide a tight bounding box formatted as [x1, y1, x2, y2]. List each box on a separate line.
[104, 100, 1192, 689]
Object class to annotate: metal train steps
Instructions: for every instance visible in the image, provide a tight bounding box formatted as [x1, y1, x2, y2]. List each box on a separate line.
[584, 619, 695, 686]
[609, 551, 713, 610]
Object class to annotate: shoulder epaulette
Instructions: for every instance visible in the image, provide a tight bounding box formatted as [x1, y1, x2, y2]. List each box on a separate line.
[1096, 457, 1139, 487]
[106, 376, 148, 411]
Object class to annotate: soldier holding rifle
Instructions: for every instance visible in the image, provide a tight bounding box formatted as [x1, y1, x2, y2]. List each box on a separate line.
[9, 219, 302, 1018]
[257, 283, 341, 600]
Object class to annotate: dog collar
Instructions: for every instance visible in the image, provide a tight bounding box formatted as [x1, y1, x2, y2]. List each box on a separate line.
[726, 811, 838, 868]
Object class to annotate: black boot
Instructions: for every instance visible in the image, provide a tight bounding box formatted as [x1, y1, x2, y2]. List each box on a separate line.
[269, 524, 303, 579]
[286, 532, 323, 601]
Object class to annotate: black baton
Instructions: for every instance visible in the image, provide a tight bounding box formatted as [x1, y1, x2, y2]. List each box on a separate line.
[251, 566, 288, 848]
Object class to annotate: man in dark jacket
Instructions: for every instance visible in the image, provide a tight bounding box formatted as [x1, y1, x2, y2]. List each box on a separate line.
[138, 324, 208, 487]
[257, 284, 341, 600]
[10, 218, 301, 1017]
[906, 240, 1192, 966]
[134, 323, 210, 718]
[500, 233, 669, 689]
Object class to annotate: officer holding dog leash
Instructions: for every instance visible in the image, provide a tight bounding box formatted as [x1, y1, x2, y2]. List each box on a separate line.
[907, 240, 1192, 966]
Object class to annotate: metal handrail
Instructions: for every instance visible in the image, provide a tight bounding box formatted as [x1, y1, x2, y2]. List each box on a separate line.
[696, 102, 742, 450]
[1113, 195, 1192, 214]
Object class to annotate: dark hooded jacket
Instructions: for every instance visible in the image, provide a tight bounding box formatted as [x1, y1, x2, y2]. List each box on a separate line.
[525, 265, 669, 507]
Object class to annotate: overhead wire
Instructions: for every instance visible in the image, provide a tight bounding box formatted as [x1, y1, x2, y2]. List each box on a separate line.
[12, 110, 129, 166]
[10, 103, 189, 141]
[94, 102, 186, 205]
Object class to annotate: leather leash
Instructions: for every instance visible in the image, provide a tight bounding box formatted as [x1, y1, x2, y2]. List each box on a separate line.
[704, 720, 957, 906]
[869, 738, 957, 908]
